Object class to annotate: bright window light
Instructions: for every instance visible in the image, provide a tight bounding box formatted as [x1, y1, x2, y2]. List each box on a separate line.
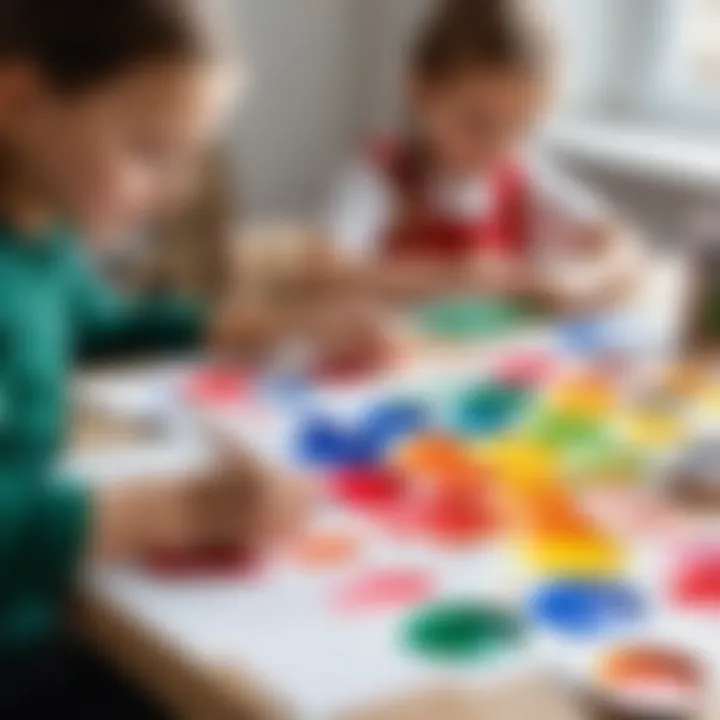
[668, 0, 720, 97]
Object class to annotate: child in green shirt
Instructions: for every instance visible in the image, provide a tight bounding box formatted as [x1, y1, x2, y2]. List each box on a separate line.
[0, 0, 308, 715]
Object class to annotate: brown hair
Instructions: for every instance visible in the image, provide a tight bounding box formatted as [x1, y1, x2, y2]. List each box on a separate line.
[0, 0, 225, 93]
[413, 0, 552, 80]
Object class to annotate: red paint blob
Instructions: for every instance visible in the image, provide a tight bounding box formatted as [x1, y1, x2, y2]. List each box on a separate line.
[397, 488, 499, 545]
[330, 467, 406, 514]
[186, 367, 250, 405]
[333, 569, 435, 613]
[144, 545, 262, 579]
[671, 547, 720, 608]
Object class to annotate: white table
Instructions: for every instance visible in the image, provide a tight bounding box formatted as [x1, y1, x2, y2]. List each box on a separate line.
[68, 256, 703, 719]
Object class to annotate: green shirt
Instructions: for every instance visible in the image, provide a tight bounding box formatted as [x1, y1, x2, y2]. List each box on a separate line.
[0, 224, 205, 647]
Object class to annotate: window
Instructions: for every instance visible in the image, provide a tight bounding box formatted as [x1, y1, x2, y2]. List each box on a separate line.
[667, 0, 720, 97]
[556, 0, 720, 129]
[645, 0, 720, 127]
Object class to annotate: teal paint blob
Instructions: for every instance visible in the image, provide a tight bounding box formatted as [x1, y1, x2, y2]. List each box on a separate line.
[452, 382, 531, 436]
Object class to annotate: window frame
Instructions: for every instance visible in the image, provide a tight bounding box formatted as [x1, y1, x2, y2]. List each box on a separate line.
[643, 0, 720, 128]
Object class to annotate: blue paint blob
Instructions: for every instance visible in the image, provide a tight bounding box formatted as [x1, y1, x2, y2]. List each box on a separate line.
[558, 318, 610, 358]
[557, 316, 650, 359]
[529, 580, 643, 639]
[361, 400, 429, 456]
[296, 416, 355, 468]
[297, 400, 430, 469]
[344, 434, 386, 468]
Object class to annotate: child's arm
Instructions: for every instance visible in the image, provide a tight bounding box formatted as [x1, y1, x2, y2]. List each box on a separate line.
[534, 222, 645, 315]
[0, 452, 310, 607]
[72, 248, 206, 360]
[0, 479, 90, 602]
[71, 247, 289, 362]
[92, 453, 311, 562]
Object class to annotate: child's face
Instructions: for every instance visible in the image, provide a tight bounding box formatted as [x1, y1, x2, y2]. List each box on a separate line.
[412, 67, 546, 178]
[2, 61, 235, 239]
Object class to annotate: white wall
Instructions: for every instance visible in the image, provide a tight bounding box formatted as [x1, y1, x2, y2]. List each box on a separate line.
[229, 0, 363, 218]
[228, 0, 433, 218]
[352, 0, 432, 131]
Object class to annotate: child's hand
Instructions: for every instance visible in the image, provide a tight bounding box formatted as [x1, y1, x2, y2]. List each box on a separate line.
[208, 298, 287, 362]
[92, 452, 313, 562]
[305, 293, 393, 371]
[371, 260, 457, 302]
[184, 452, 312, 548]
[532, 221, 643, 314]
[466, 253, 530, 297]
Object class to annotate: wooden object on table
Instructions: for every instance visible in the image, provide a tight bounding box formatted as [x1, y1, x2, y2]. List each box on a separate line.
[71, 404, 154, 450]
[341, 677, 585, 720]
[71, 363, 170, 450]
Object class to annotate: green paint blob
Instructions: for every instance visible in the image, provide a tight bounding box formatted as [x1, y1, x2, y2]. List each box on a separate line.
[416, 299, 527, 341]
[569, 444, 647, 486]
[531, 411, 606, 452]
[402, 600, 523, 664]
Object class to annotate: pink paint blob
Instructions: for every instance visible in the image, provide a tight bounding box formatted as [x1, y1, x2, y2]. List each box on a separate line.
[493, 351, 555, 386]
[332, 569, 435, 613]
[186, 367, 250, 405]
[583, 490, 679, 536]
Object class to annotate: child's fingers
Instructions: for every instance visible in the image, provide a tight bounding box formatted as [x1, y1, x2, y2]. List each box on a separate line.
[248, 476, 316, 548]
[194, 421, 316, 546]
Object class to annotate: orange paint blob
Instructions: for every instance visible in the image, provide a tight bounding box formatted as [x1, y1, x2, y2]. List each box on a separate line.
[517, 484, 597, 536]
[397, 435, 466, 470]
[395, 435, 484, 490]
[598, 645, 703, 697]
[514, 484, 623, 576]
[290, 531, 361, 569]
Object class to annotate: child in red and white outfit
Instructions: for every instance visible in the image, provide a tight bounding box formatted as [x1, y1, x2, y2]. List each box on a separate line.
[324, 0, 643, 312]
